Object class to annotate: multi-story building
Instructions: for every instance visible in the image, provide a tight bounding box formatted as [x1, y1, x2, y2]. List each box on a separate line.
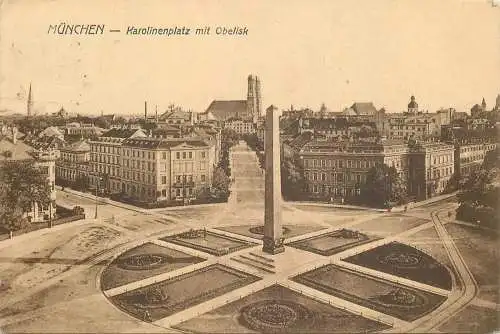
[408, 141, 455, 200]
[158, 109, 197, 126]
[384, 96, 453, 140]
[0, 127, 57, 222]
[290, 132, 455, 201]
[64, 122, 105, 138]
[88, 128, 147, 193]
[55, 140, 91, 187]
[454, 142, 497, 179]
[224, 118, 255, 135]
[298, 139, 408, 199]
[120, 136, 216, 203]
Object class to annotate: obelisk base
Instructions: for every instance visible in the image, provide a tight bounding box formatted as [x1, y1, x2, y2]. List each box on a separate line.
[262, 236, 285, 255]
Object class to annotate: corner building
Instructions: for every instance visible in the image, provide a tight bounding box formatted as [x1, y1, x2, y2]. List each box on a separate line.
[120, 137, 216, 202]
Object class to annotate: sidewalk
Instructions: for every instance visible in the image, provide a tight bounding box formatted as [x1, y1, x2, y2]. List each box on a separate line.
[58, 186, 225, 214]
[288, 191, 458, 213]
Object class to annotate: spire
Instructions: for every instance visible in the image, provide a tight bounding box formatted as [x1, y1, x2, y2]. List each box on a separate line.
[27, 83, 33, 117]
[481, 97, 486, 109]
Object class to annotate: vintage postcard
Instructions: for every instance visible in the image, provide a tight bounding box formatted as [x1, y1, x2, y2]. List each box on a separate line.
[0, 0, 499, 333]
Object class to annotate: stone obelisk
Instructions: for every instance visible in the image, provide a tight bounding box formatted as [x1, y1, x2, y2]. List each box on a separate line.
[263, 105, 285, 254]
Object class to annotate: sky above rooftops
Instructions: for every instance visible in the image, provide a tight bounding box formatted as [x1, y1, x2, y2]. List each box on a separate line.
[0, 0, 499, 116]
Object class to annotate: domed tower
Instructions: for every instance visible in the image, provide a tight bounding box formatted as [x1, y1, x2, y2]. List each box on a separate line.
[408, 95, 418, 113]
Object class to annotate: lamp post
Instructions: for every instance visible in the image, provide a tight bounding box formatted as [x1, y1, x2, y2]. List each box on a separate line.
[94, 175, 103, 219]
[48, 200, 54, 228]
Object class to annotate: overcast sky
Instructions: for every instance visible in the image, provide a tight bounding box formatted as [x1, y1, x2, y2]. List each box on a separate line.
[1, 0, 499, 116]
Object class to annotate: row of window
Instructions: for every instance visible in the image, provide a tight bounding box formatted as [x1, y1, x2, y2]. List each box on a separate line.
[432, 154, 453, 165]
[460, 155, 485, 164]
[308, 184, 361, 196]
[91, 145, 120, 154]
[304, 159, 378, 169]
[304, 172, 366, 183]
[91, 154, 119, 164]
[428, 166, 453, 179]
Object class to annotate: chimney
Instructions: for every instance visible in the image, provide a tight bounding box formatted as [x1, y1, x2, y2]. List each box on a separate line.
[144, 101, 148, 120]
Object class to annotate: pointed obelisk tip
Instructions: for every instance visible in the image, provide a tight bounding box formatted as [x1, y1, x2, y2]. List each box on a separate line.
[266, 105, 280, 115]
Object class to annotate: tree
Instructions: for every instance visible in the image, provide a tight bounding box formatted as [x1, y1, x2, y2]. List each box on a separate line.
[0, 160, 51, 236]
[456, 167, 499, 229]
[281, 159, 305, 200]
[360, 164, 407, 208]
[212, 167, 231, 198]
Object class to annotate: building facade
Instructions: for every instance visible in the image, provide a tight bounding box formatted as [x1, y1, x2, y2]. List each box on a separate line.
[299, 140, 408, 199]
[119, 137, 216, 203]
[55, 140, 91, 187]
[224, 118, 256, 135]
[454, 142, 497, 179]
[88, 128, 147, 193]
[408, 142, 455, 200]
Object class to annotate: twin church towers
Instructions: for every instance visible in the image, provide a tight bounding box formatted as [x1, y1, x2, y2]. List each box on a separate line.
[246, 74, 262, 122]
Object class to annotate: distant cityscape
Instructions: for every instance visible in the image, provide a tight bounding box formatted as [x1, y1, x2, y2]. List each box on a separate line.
[0, 74, 498, 221]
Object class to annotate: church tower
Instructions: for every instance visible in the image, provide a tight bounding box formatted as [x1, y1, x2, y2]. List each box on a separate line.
[408, 95, 418, 114]
[27, 83, 34, 117]
[255, 76, 262, 120]
[247, 74, 256, 120]
[481, 97, 487, 111]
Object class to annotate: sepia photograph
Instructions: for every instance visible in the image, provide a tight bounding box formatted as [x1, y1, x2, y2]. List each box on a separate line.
[0, 0, 499, 333]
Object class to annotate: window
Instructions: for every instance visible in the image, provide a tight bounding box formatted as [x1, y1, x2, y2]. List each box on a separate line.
[336, 173, 343, 182]
[201, 151, 206, 158]
[201, 175, 206, 182]
[182, 152, 186, 159]
[188, 152, 192, 159]
[321, 173, 326, 181]
[162, 176, 167, 184]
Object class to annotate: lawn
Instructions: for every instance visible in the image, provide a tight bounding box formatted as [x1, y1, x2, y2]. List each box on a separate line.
[110, 264, 260, 321]
[173, 284, 391, 333]
[446, 223, 500, 303]
[289, 229, 379, 256]
[160, 230, 257, 256]
[292, 264, 446, 322]
[0, 264, 166, 334]
[352, 214, 429, 237]
[401, 226, 459, 289]
[215, 224, 326, 240]
[0, 224, 123, 307]
[438, 304, 499, 333]
[101, 242, 206, 290]
[344, 241, 452, 290]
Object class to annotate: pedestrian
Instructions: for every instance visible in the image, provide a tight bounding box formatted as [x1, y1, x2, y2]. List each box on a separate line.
[144, 309, 152, 322]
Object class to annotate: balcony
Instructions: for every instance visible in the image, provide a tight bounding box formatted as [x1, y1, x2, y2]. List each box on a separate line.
[173, 181, 195, 188]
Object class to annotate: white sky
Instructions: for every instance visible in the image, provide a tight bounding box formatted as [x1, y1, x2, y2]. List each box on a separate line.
[1, 0, 499, 116]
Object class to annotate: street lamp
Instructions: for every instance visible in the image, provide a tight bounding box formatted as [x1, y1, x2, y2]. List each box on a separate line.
[94, 175, 103, 219]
